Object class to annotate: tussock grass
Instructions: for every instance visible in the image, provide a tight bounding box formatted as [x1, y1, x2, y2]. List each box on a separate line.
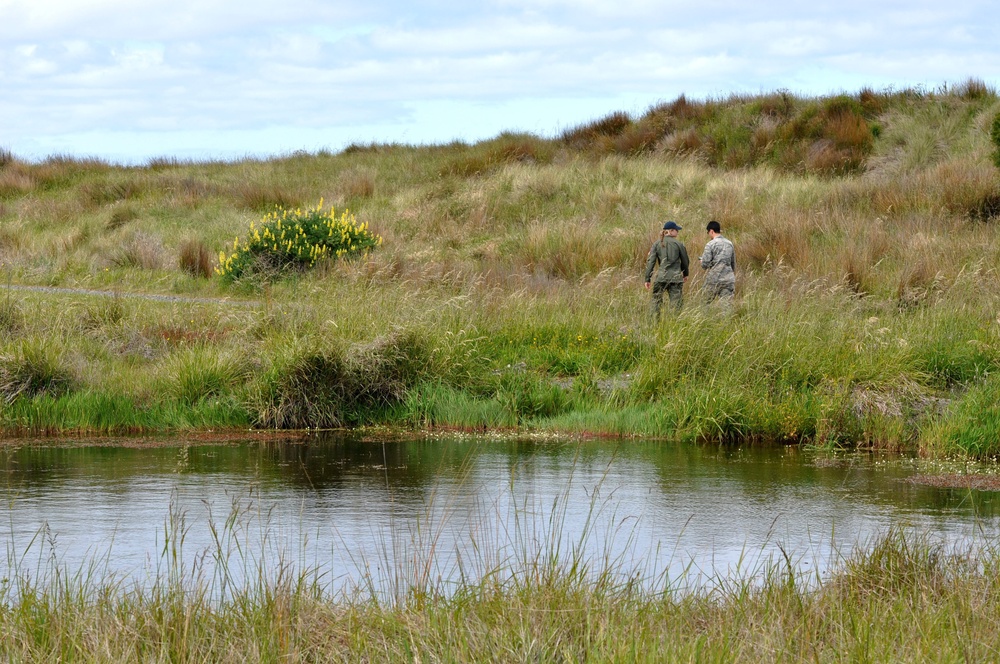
[337, 166, 377, 199]
[0, 85, 1000, 454]
[178, 237, 214, 278]
[106, 202, 140, 230]
[0, 339, 76, 404]
[230, 180, 302, 211]
[249, 331, 428, 428]
[163, 344, 248, 406]
[108, 230, 165, 270]
[79, 293, 130, 330]
[0, 295, 23, 334]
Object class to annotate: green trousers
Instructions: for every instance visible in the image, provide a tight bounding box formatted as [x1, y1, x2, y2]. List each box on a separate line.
[651, 281, 683, 320]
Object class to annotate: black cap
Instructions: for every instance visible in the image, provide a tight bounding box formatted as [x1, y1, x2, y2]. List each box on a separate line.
[662, 221, 682, 231]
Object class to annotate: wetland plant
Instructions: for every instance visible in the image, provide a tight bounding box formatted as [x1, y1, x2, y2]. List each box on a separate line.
[0, 339, 76, 404]
[248, 330, 427, 428]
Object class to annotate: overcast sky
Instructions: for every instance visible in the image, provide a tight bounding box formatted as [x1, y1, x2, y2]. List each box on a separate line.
[2, 0, 998, 163]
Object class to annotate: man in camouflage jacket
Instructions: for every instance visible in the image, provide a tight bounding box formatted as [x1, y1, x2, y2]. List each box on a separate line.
[700, 220, 736, 302]
[644, 221, 690, 320]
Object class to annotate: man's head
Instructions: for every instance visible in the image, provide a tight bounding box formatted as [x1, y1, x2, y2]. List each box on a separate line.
[706, 220, 721, 237]
[662, 220, 682, 237]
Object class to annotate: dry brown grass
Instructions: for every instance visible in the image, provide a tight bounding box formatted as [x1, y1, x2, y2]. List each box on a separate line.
[440, 135, 555, 178]
[0, 222, 25, 263]
[513, 219, 639, 279]
[338, 168, 376, 199]
[953, 77, 996, 100]
[930, 159, 1000, 219]
[740, 212, 814, 270]
[561, 111, 633, 150]
[179, 238, 214, 278]
[50, 226, 94, 258]
[81, 177, 146, 208]
[230, 181, 301, 211]
[109, 231, 165, 270]
[604, 123, 663, 155]
[658, 128, 705, 156]
[29, 156, 112, 189]
[0, 166, 37, 198]
[156, 175, 221, 209]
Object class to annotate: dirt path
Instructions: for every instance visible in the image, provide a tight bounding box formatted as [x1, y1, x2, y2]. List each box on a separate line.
[2, 284, 261, 307]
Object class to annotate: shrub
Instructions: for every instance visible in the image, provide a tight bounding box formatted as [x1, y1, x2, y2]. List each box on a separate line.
[216, 201, 382, 282]
[0, 339, 76, 404]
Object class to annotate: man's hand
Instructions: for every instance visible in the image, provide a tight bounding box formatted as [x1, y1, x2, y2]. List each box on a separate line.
[644, 282, 650, 290]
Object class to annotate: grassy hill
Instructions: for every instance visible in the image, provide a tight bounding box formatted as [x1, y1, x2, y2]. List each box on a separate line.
[2, 80, 1000, 456]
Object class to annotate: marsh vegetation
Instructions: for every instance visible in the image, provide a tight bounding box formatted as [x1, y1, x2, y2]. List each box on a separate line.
[2, 81, 1000, 456]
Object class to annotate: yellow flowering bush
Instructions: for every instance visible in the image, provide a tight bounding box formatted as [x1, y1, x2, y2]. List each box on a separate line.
[217, 200, 382, 281]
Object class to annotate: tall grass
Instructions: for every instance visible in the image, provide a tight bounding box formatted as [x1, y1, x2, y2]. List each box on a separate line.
[247, 331, 427, 428]
[0, 339, 76, 404]
[0, 85, 999, 454]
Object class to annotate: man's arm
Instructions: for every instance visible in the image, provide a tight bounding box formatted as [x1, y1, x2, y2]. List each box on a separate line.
[700, 240, 715, 270]
[680, 244, 690, 278]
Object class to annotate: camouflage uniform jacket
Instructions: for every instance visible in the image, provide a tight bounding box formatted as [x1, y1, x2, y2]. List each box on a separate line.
[700, 236, 736, 285]
[644, 236, 690, 285]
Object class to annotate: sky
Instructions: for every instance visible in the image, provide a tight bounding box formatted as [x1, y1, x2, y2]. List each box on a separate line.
[2, 0, 999, 163]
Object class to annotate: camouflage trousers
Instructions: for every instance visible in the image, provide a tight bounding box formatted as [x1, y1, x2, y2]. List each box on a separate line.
[650, 281, 683, 320]
[703, 280, 735, 303]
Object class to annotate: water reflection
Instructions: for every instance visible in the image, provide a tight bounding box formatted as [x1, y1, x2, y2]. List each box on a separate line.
[2, 434, 999, 594]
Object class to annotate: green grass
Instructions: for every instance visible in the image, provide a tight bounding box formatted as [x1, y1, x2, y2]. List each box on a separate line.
[1, 83, 1000, 455]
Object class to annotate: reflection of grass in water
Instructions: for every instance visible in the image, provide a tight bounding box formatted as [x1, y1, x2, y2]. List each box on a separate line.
[3, 473, 1000, 660]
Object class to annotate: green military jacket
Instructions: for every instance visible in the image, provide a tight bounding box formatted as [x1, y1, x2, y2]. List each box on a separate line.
[644, 236, 690, 285]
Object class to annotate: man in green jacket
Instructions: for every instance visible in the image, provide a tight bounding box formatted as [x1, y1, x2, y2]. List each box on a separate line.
[644, 221, 690, 320]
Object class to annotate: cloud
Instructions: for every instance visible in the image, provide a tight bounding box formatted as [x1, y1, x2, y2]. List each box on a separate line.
[0, 0, 374, 40]
[2, 0, 998, 161]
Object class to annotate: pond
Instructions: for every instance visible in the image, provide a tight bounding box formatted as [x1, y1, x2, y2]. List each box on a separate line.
[2, 433, 999, 597]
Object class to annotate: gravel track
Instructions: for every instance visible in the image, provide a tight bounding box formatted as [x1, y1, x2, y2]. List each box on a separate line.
[2, 284, 260, 307]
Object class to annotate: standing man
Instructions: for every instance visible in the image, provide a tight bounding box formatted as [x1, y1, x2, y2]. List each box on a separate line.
[644, 220, 690, 320]
[700, 220, 736, 302]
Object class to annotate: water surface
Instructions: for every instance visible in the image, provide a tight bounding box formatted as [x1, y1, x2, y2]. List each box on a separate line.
[2, 434, 998, 595]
